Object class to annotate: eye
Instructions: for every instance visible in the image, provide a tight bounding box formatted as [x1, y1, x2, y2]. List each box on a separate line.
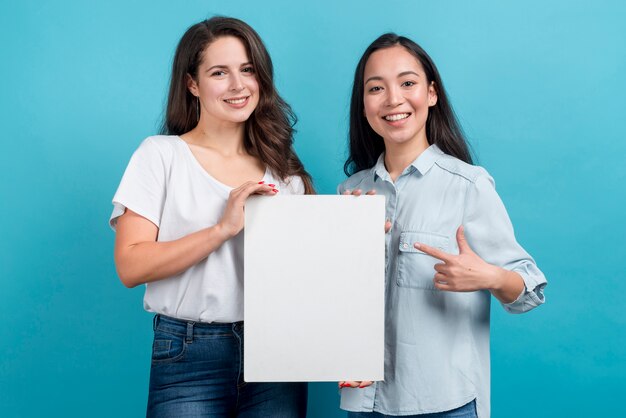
[401, 81, 416, 87]
[211, 70, 226, 77]
[242, 66, 255, 74]
[368, 86, 383, 93]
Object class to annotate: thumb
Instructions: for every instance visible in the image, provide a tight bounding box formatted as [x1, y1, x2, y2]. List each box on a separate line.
[456, 225, 473, 254]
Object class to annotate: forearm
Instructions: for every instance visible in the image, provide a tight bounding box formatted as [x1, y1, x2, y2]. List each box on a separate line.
[489, 268, 525, 304]
[115, 224, 230, 287]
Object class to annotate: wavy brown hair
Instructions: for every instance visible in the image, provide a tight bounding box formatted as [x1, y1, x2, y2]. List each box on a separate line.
[161, 16, 314, 193]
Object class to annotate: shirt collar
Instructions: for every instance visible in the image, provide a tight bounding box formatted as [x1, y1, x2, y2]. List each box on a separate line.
[372, 144, 444, 181]
[413, 143, 444, 175]
[373, 153, 390, 182]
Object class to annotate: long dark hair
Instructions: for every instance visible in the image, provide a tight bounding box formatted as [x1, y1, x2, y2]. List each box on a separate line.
[344, 33, 473, 176]
[161, 16, 314, 193]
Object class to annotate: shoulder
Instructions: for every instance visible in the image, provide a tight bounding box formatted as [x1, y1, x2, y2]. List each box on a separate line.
[128, 135, 181, 168]
[137, 135, 179, 155]
[338, 168, 374, 193]
[434, 154, 494, 186]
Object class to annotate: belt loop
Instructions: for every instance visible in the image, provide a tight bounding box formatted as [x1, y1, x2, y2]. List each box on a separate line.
[186, 321, 195, 343]
[153, 314, 159, 331]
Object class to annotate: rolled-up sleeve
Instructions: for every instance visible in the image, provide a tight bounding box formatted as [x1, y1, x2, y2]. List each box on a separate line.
[463, 171, 547, 314]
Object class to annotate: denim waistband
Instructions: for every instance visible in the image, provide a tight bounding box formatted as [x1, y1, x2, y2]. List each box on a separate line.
[153, 314, 243, 340]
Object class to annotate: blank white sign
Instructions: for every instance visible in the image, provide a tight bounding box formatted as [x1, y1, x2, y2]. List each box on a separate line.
[244, 195, 385, 382]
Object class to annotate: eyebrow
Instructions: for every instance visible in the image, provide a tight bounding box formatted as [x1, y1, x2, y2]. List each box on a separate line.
[206, 62, 253, 72]
[398, 71, 420, 78]
[365, 71, 421, 84]
[365, 76, 383, 84]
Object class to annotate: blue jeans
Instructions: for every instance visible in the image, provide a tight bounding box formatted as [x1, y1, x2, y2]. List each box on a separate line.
[147, 314, 307, 417]
[347, 400, 477, 418]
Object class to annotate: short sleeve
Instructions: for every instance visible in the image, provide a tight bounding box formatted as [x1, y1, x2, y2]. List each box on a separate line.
[109, 138, 168, 230]
[463, 171, 547, 314]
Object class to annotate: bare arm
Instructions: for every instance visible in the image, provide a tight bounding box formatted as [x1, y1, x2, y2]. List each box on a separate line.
[114, 181, 277, 288]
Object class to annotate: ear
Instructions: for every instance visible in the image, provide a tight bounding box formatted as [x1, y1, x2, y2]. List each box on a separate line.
[186, 73, 199, 97]
[428, 81, 438, 107]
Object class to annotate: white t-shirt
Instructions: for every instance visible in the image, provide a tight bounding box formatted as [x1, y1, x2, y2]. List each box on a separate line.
[110, 135, 305, 323]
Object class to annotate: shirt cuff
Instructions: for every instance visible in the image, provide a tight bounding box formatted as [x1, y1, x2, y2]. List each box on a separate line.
[502, 270, 546, 314]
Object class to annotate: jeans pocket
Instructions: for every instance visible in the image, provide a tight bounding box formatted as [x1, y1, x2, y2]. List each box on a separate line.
[151, 332, 186, 364]
[396, 231, 449, 290]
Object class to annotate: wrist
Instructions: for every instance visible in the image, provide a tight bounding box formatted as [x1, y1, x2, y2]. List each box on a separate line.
[213, 223, 233, 242]
[487, 265, 507, 291]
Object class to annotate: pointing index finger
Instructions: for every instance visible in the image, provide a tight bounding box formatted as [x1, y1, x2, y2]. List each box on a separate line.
[414, 242, 453, 263]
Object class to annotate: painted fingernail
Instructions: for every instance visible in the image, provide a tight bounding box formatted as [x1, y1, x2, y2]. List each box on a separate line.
[272, 189, 279, 193]
[268, 183, 275, 187]
[258, 181, 265, 184]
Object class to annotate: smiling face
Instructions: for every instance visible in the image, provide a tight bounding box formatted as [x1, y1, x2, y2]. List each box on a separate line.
[363, 45, 437, 151]
[187, 36, 260, 127]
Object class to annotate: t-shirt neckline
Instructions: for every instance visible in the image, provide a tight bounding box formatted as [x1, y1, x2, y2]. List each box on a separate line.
[174, 135, 270, 191]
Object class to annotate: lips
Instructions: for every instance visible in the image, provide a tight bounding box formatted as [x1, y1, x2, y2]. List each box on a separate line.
[383, 113, 411, 121]
[224, 96, 249, 105]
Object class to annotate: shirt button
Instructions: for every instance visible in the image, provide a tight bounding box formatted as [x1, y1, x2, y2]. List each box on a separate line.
[402, 243, 408, 249]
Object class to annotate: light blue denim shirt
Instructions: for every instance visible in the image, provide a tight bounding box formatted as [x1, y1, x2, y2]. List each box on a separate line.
[338, 145, 546, 418]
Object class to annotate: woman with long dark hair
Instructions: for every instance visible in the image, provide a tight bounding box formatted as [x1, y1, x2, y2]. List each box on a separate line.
[109, 17, 310, 417]
[338, 34, 546, 418]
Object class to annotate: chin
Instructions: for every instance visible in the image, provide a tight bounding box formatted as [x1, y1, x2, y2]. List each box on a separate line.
[225, 112, 254, 124]
[384, 133, 415, 145]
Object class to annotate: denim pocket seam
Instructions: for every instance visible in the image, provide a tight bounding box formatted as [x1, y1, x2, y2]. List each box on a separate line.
[151, 337, 187, 364]
[152, 339, 171, 354]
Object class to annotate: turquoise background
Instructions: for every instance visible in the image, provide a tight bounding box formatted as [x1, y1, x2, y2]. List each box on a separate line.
[1, 0, 624, 416]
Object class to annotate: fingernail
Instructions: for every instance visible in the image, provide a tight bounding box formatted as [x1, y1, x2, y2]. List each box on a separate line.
[268, 183, 275, 187]
[258, 181, 265, 184]
[272, 189, 279, 193]
[414, 243, 421, 249]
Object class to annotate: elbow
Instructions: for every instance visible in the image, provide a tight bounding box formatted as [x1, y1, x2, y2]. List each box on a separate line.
[120, 276, 140, 289]
[115, 263, 142, 288]
[114, 248, 147, 288]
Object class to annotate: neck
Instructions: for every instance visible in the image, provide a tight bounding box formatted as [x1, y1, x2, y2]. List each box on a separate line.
[383, 137, 430, 182]
[186, 117, 247, 156]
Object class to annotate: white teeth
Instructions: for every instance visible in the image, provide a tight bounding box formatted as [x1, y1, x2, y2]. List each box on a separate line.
[225, 98, 247, 104]
[384, 113, 410, 121]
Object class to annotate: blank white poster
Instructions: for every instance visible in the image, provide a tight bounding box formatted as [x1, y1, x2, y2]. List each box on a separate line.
[244, 195, 385, 382]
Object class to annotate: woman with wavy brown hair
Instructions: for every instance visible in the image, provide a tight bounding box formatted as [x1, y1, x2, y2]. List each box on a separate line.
[109, 16, 310, 417]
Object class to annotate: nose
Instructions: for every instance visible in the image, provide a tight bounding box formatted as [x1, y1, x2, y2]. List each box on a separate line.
[229, 72, 245, 92]
[385, 85, 404, 107]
